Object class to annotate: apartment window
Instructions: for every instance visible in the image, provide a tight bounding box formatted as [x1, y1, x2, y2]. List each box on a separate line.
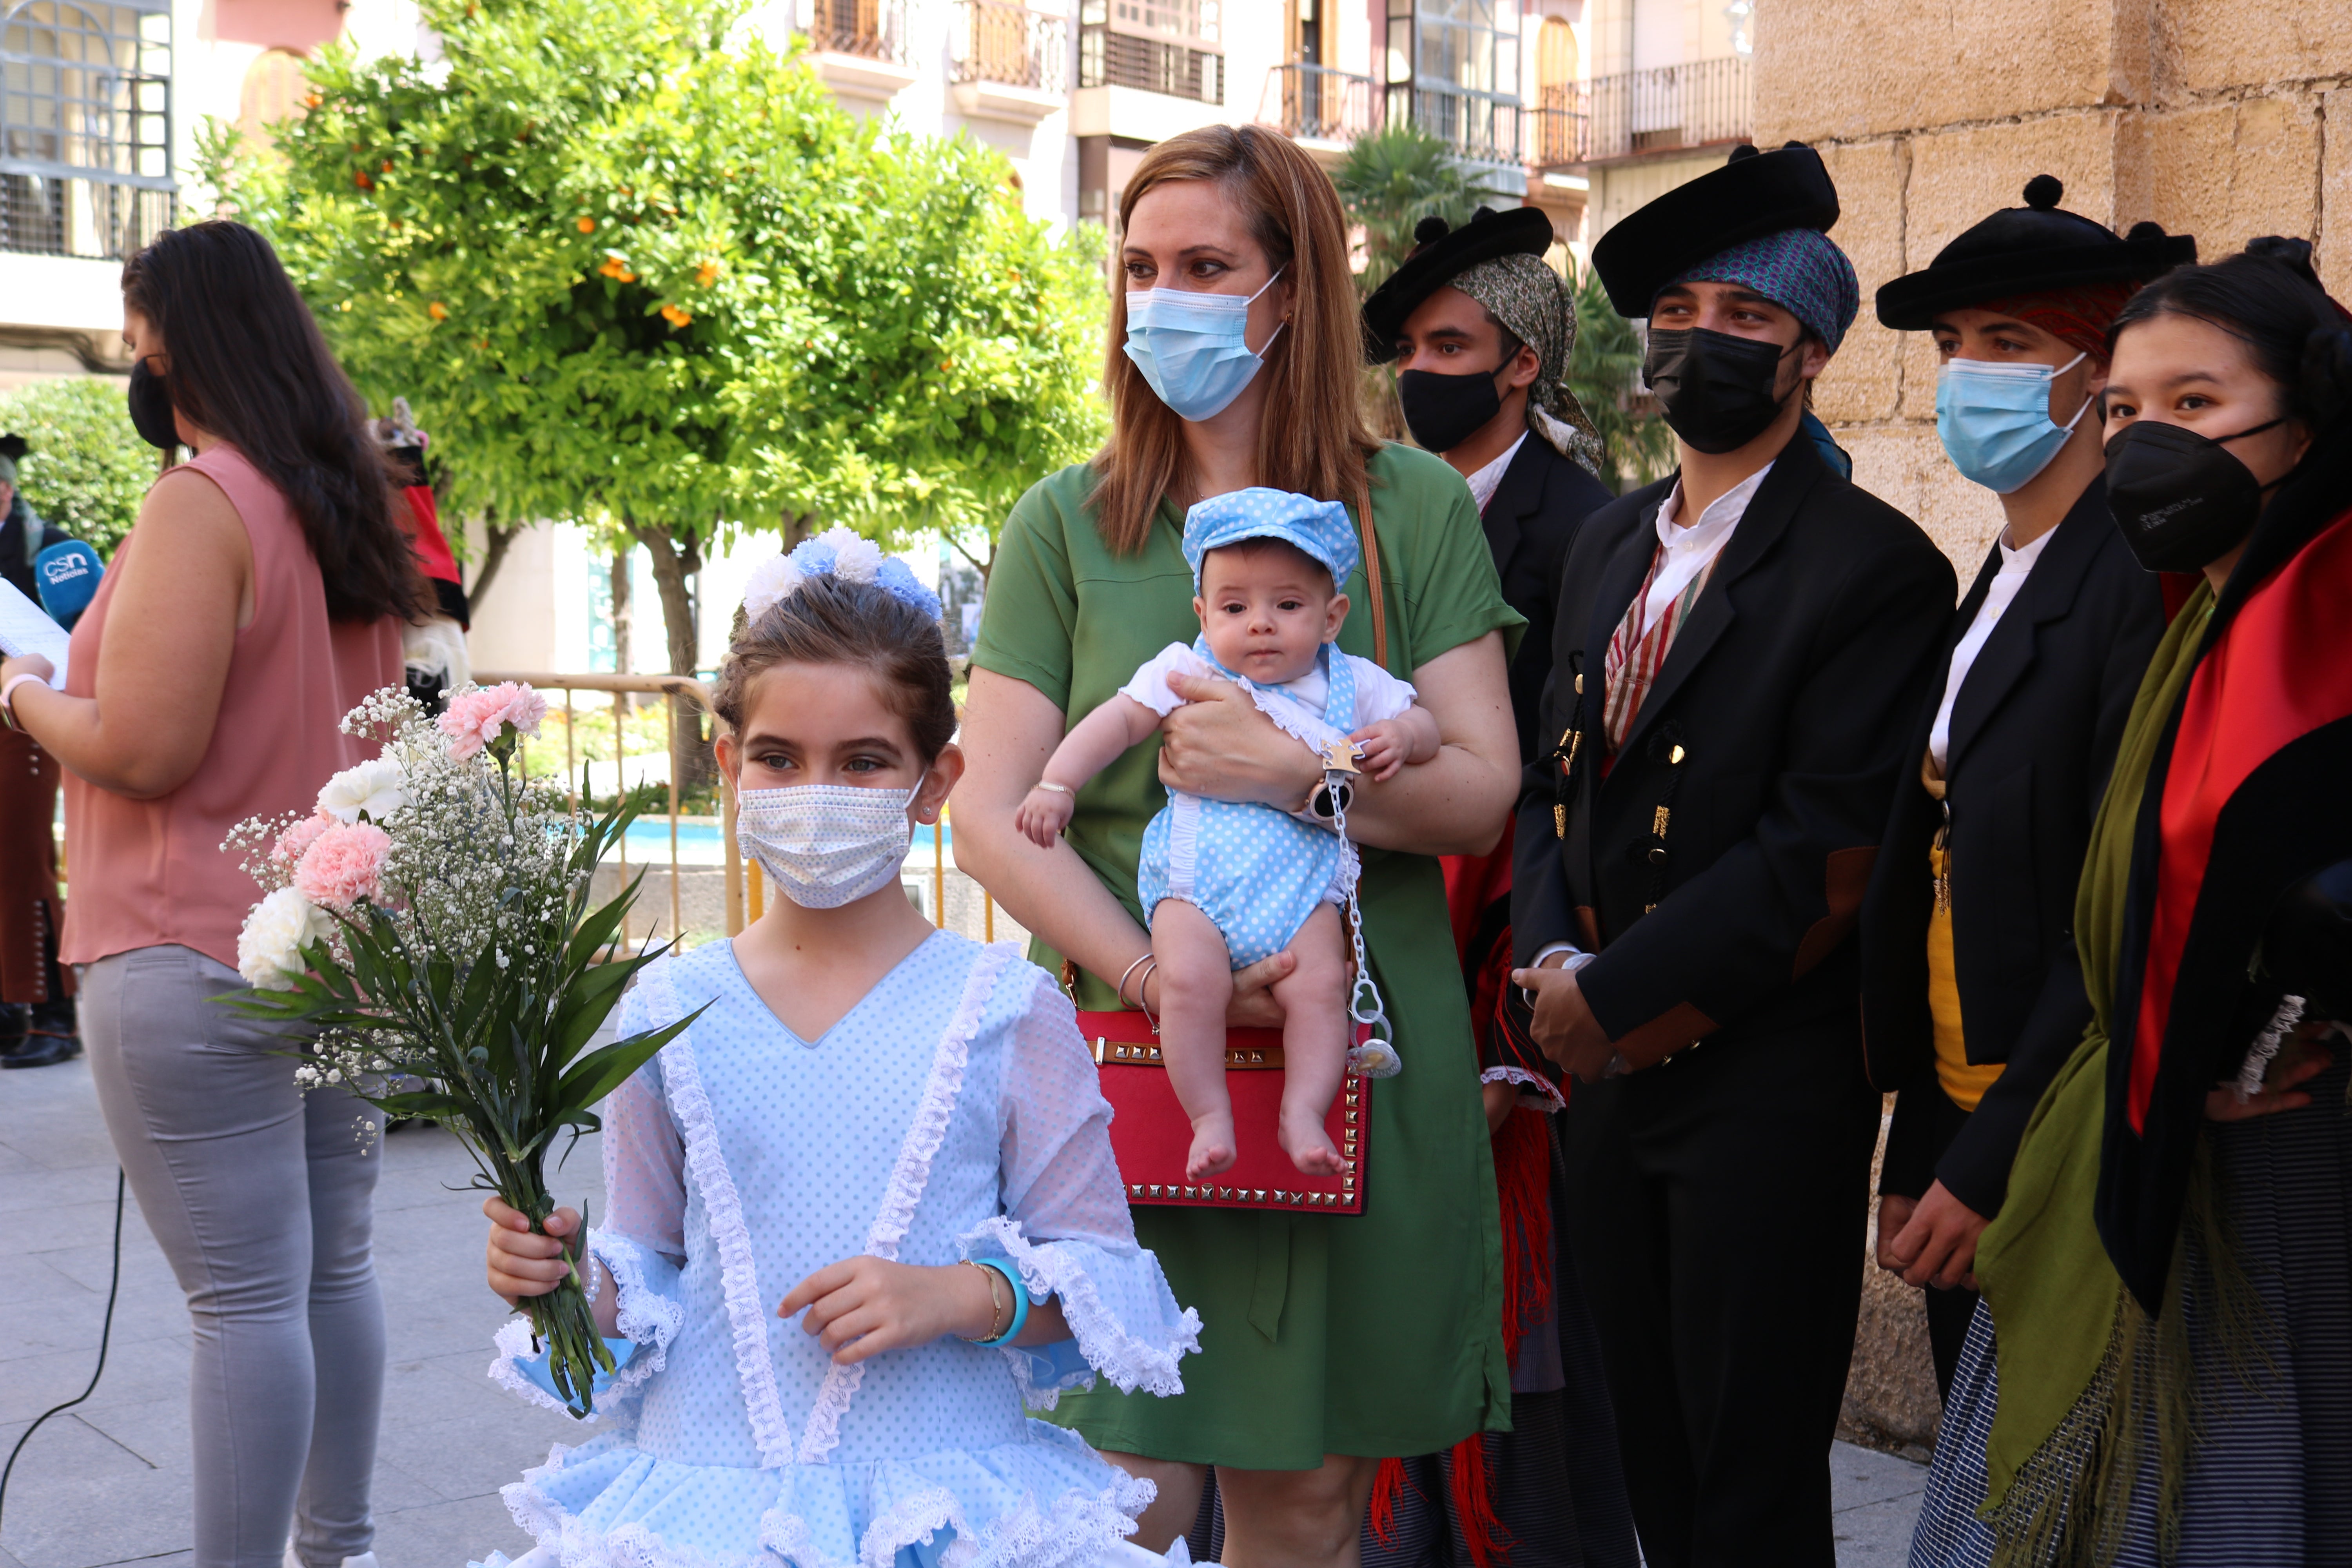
[1078, 0, 1223, 103]
[1, 0, 174, 259]
[1383, 0, 1520, 165]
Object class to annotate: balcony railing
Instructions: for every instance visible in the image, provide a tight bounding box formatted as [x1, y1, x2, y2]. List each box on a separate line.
[0, 174, 171, 260]
[1265, 62, 1381, 144]
[1388, 83, 1521, 167]
[1526, 103, 1586, 168]
[801, 0, 909, 64]
[1078, 24, 1223, 103]
[1583, 55, 1752, 162]
[953, 0, 1067, 92]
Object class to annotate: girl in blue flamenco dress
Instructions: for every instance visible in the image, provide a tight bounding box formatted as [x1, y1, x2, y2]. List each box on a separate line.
[472, 533, 1202, 1568]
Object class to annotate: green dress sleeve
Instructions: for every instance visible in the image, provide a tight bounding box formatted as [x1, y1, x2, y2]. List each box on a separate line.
[969, 470, 1085, 713]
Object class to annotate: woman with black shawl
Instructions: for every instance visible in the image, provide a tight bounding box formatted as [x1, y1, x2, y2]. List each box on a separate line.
[1911, 238, 2352, 1567]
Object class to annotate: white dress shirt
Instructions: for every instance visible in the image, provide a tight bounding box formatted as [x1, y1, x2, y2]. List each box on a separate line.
[1928, 526, 2055, 775]
[1464, 431, 1528, 514]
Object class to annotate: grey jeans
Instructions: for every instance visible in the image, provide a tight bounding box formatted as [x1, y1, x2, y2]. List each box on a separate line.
[82, 945, 384, 1568]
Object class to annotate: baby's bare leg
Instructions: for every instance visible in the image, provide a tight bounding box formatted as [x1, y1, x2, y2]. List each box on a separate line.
[1150, 900, 1239, 1181]
[1269, 902, 1351, 1176]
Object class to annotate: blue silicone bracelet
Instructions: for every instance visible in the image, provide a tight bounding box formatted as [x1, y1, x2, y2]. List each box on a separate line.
[970, 1257, 1030, 1348]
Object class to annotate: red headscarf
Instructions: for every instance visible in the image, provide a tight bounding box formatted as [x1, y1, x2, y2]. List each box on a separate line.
[1976, 280, 2143, 360]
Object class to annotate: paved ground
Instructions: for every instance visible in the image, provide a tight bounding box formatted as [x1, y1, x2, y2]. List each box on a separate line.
[1, 1053, 1926, 1567]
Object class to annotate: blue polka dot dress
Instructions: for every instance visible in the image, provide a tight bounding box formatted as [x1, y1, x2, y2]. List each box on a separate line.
[470, 932, 1203, 1568]
[1128, 639, 1418, 968]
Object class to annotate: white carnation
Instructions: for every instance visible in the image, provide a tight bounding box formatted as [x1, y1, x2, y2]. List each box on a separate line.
[742, 553, 804, 621]
[825, 530, 884, 583]
[318, 756, 407, 825]
[238, 886, 331, 989]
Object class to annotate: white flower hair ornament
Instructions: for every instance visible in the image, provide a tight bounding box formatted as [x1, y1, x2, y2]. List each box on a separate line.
[740, 526, 943, 623]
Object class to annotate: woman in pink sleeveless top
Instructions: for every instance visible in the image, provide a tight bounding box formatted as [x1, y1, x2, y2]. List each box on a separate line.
[1, 222, 420, 1568]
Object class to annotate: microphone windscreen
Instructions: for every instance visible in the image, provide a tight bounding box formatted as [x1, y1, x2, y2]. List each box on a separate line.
[34, 539, 101, 630]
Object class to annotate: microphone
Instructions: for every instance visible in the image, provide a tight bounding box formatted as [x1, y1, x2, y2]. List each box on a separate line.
[33, 540, 102, 631]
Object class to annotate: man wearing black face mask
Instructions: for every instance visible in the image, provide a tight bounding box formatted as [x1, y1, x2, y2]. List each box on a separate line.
[1352, 207, 1637, 1568]
[1507, 143, 1956, 1567]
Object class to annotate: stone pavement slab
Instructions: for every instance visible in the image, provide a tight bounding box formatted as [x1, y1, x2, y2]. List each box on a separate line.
[3, 1048, 1928, 1566]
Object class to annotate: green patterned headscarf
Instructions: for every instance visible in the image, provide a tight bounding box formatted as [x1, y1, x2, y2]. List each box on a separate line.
[1448, 253, 1605, 476]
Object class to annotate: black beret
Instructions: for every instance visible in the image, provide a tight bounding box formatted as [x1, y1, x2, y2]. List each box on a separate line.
[1588, 142, 1840, 319]
[1359, 204, 1556, 364]
[1875, 176, 2196, 329]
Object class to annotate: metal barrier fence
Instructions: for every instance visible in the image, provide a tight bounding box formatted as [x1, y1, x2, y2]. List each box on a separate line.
[476, 671, 999, 950]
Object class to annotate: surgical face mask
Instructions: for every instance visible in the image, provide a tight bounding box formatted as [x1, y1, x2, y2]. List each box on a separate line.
[127, 359, 179, 451]
[1937, 352, 2095, 494]
[2102, 415, 2289, 574]
[1122, 267, 1286, 423]
[1642, 327, 1795, 455]
[736, 783, 917, 910]
[1397, 364, 1506, 455]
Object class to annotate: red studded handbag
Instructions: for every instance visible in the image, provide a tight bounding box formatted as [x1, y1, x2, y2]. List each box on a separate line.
[1076, 1004, 1369, 1214]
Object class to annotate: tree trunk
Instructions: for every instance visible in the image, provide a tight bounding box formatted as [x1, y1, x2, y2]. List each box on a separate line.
[630, 521, 715, 799]
[468, 513, 522, 603]
[782, 510, 817, 553]
[609, 548, 632, 675]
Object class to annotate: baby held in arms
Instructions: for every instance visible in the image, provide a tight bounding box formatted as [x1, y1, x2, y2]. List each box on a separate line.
[1018, 489, 1439, 1181]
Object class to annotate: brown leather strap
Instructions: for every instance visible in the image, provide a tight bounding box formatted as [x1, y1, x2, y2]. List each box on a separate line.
[1352, 474, 1387, 668]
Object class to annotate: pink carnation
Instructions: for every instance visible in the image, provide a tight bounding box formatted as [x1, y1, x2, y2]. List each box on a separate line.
[293, 821, 391, 912]
[271, 812, 334, 874]
[437, 681, 548, 762]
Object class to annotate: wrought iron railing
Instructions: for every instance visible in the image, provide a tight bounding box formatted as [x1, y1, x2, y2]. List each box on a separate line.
[1389, 82, 1522, 167]
[801, 0, 909, 64]
[1527, 89, 1587, 167]
[1582, 55, 1752, 162]
[1264, 62, 1381, 144]
[952, 0, 1067, 92]
[1078, 23, 1222, 103]
[0, 173, 171, 259]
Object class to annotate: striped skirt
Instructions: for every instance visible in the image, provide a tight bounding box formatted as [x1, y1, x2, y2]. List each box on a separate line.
[1911, 1053, 2352, 1566]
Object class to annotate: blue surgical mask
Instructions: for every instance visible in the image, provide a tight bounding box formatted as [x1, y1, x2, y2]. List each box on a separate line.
[1122, 268, 1287, 422]
[1936, 352, 2095, 494]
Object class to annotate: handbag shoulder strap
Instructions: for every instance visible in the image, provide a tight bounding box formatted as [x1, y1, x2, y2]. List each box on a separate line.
[1352, 468, 1387, 669]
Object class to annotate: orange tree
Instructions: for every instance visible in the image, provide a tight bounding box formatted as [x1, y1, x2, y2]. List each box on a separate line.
[207, 0, 1103, 763]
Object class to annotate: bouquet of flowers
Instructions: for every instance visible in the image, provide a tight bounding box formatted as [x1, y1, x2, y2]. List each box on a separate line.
[225, 681, 699, 1416]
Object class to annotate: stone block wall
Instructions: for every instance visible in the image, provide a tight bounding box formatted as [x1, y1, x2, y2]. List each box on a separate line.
[1756, 0, 2352, 568]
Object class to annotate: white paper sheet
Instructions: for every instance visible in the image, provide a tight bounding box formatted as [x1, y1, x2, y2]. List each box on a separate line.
[0, 577, 70, 688]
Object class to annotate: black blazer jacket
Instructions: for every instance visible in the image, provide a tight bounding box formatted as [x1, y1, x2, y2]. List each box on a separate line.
[1862, 480, 2166, 1215]
[1512, 433, 1956, 1065]
[1486, 435, 1617, 766]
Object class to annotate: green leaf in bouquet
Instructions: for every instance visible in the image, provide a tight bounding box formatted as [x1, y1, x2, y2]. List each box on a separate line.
[372, 1087, 476, 1120]
[546, 949, 645, 1066]
[554, 1006, 707, 1111]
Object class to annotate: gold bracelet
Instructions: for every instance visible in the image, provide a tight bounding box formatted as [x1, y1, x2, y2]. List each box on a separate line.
[960, 1259, 1009, 1343]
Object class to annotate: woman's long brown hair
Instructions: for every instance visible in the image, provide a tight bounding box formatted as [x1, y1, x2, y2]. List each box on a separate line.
[1090, 125, 1379, 554]
[122, 221, 428, 624]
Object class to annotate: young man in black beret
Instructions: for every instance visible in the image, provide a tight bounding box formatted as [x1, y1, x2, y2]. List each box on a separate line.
[1508, 143, 1957, 1566]
[1354, 207, 1637, 1568]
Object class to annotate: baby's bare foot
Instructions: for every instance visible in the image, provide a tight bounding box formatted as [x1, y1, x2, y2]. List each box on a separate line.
[1279, 1107, 1349, 1176]
[1186, 1114, 1237, 1181]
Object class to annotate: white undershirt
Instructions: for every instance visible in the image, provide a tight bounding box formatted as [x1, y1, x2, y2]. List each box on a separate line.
[1928, 526, 2056, 775]
[1639, 463, 1771, 632]
[1464, 431, 1528, 514]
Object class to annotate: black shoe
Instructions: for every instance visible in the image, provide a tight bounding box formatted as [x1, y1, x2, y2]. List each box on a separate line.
[1, 1025, 77, 1069]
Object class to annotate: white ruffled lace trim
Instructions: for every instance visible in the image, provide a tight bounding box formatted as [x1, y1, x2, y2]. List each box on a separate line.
[504, 1443, 764, 1568]
[962, 1214, 1200, 1411]
[588, 1229, 686, 1410]
[487, 1317, 594, 1421]
[1480, 1064, 1567, 1112]
[756, 1467, 1159, 1568]
[798, 943, 1017, 1466]
[645, 960, 799, 1468]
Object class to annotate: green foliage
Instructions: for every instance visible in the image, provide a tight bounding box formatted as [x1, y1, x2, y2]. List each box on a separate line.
[1568, 266, 1676, 493]
[0, 376, 155, 557]
[203, 0, 1105, 573]
[1332, 125, 1508, 292]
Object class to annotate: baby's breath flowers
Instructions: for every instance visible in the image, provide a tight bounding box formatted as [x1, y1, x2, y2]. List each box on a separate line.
[224, 683, 695, 1416]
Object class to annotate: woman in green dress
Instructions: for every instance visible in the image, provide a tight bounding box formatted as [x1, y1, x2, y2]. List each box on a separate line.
[956, 125, 1522, 1563]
